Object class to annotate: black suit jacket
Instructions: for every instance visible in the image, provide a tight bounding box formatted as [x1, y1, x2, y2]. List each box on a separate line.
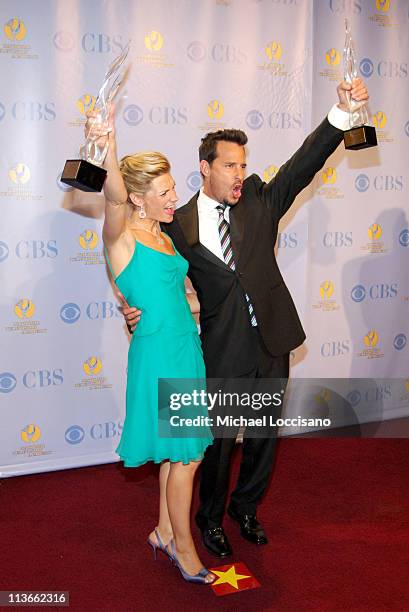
[165, 118, 344, 377]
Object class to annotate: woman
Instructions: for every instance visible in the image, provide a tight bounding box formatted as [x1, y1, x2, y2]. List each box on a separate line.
[86, 108, 215, 585]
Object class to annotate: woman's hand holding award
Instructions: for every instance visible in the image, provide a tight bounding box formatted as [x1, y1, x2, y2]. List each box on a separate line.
[343, 20, 377, 150]
[61, 42, 130, 192]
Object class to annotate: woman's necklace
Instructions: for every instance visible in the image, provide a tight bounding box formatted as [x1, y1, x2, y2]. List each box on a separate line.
[130, 221, 164, 245]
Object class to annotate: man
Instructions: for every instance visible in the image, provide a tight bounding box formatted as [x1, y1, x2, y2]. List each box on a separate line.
[123, 79, 369, 557]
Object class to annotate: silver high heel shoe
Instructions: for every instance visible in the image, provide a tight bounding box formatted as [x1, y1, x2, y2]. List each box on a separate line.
[147, 528, 172, 561]
[169, 539, 215, 585]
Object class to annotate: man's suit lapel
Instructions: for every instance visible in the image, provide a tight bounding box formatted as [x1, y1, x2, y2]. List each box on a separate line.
[175, 192, 234, 273]
[229, 198, 245, 267]
[173, 194, 199, 247]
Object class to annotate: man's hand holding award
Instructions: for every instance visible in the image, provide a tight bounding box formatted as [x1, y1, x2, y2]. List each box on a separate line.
[61, 42, 130, 192]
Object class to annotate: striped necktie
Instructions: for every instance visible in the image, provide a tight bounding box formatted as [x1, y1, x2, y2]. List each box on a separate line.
[216, 204, 257, 327]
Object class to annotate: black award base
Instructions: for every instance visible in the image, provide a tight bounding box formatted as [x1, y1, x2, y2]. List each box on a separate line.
[344, 125, 377, 150]
[60, 159, 107, 192]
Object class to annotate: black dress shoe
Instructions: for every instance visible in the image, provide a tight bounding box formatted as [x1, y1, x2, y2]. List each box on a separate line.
[201, 527, 232, 558]
[227, 507, 268, 545]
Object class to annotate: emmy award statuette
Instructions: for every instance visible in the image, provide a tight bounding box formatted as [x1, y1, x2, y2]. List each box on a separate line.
[343, 20, 377, 150]
[61, 43, 130, 192]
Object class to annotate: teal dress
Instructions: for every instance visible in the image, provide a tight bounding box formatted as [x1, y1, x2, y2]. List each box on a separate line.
[106, 240, 213, 467]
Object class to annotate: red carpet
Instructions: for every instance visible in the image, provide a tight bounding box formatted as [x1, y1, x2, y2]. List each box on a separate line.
[2, 439, 409, 611]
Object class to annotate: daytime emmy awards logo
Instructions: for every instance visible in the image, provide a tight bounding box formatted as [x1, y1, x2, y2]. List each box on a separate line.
[258, 40, 287, 76]
[313, 281, 340, 312]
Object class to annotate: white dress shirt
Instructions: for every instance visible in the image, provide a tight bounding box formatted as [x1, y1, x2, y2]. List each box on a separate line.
[327, 102, 363, 131]
[197, 188, 230, 262]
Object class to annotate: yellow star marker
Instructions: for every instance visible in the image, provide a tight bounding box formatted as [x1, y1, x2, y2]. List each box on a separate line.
[212, 565, 251, 589]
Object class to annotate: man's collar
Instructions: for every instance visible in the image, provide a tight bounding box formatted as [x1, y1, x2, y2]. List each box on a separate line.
[197, 187, 220, 211]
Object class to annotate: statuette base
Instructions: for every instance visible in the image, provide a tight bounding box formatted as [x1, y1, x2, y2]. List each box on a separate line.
[344, 125, 377, 150]
[61, 159, 107, 192]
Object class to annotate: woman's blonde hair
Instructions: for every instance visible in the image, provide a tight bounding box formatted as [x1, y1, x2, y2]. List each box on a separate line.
[119, 151, 170, 199]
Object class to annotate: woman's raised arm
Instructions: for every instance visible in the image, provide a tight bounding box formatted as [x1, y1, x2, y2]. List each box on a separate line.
[85, 105, 128, 246]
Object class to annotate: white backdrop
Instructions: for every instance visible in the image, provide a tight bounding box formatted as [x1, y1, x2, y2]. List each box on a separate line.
[1, 0, 408, 476]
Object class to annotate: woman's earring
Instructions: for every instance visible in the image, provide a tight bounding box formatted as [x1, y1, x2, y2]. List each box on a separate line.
[138, 205, 146, 219]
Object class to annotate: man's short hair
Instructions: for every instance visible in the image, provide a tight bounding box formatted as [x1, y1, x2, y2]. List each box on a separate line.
[199, 129, 248, 165]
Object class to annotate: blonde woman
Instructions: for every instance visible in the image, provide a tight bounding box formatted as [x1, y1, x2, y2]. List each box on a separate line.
[86, 109, 215, 585]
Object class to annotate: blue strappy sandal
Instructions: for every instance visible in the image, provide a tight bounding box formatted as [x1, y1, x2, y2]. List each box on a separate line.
[147, 528, 172, 561]
[169, 539, 215, 584]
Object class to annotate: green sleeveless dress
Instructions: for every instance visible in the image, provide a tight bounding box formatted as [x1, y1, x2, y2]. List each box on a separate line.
[106, 239, 213, 467]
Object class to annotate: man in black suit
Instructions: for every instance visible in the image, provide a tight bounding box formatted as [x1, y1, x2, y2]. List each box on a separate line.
[123, 78, 369, 556]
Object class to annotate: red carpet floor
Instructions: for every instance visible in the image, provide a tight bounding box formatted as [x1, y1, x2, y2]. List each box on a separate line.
[2, 439, 409, 612]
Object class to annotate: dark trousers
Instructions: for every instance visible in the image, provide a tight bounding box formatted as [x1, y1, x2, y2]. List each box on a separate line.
[195, 328, 289, 530]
